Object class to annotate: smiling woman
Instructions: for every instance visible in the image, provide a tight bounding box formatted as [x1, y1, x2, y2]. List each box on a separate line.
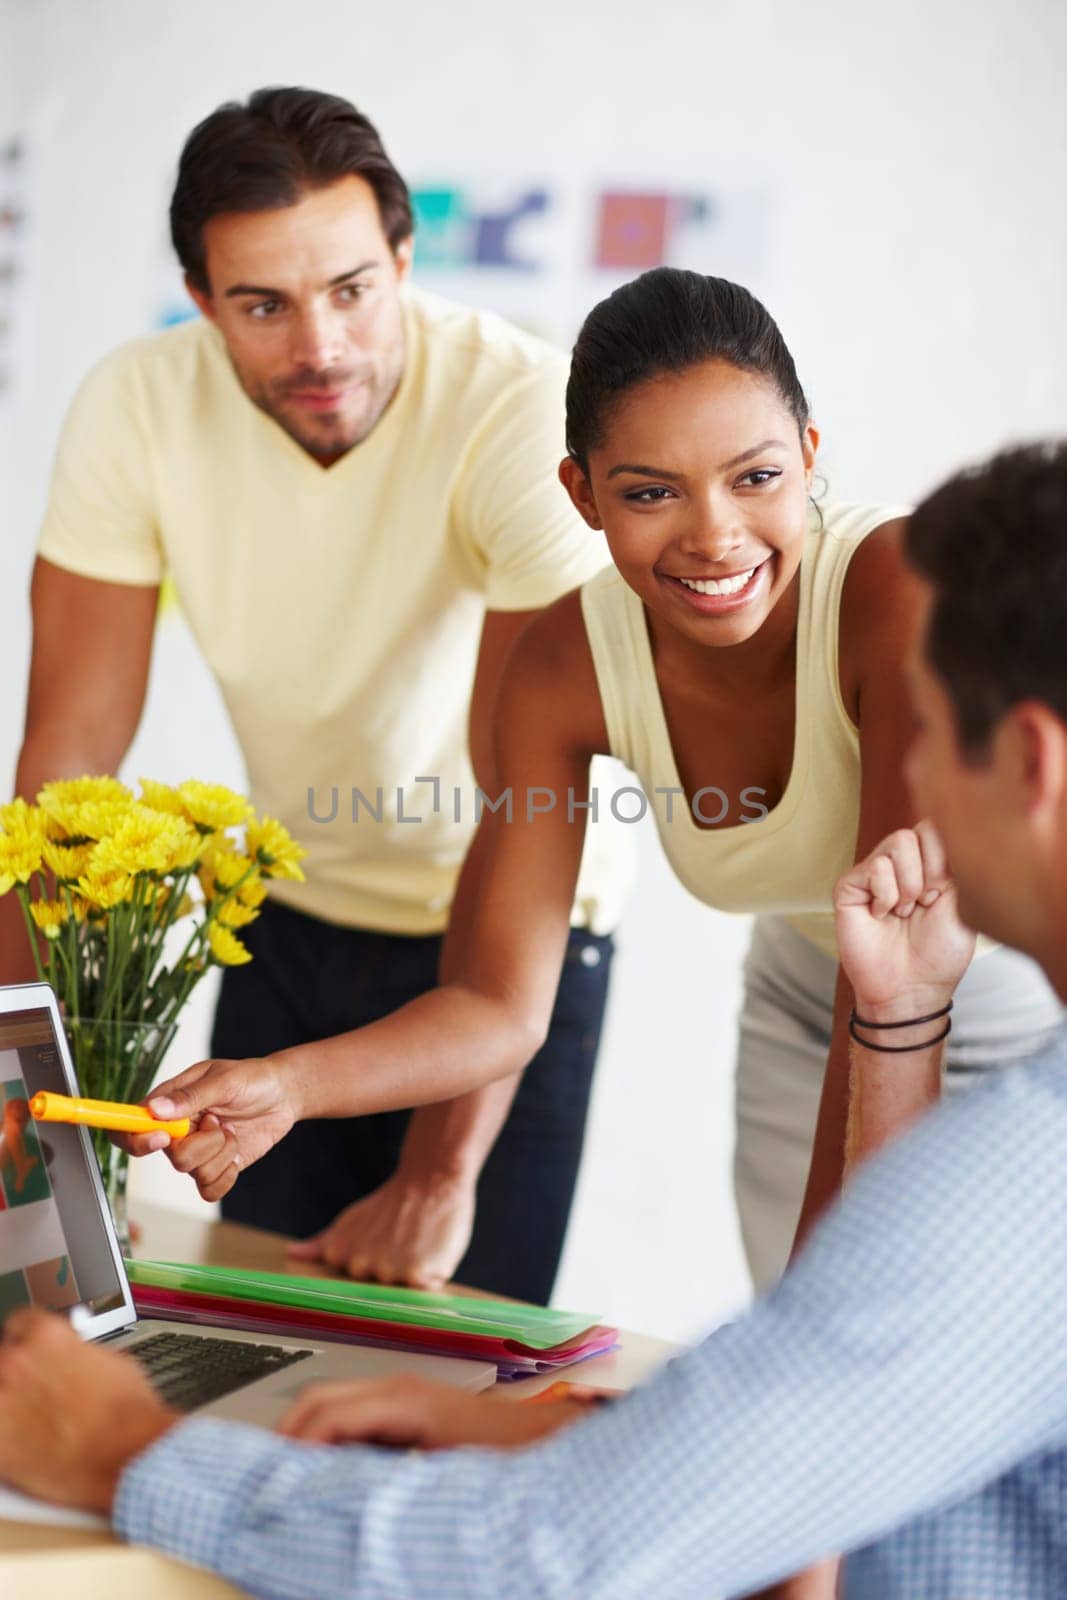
[561, 273, 823, 847]
[146, 268, 1061, 1337]
[558, 272, 1060, 1287]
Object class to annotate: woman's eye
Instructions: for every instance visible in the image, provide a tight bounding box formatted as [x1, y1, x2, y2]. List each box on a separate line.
[737, 468, 782, 488]
[624, 485, 674, 503]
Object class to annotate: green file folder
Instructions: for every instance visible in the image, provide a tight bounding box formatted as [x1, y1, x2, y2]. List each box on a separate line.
[126, 1259, 601, 1350]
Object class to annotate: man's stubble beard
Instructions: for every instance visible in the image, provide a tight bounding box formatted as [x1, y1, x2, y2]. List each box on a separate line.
[270, 402, 365, 463]
[231, 337, 406, 464]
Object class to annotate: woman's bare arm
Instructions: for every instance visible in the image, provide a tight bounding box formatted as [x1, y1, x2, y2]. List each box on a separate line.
[145, 593, 612, 1190]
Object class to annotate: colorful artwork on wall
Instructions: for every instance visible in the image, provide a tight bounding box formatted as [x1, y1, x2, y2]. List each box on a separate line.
[410, 184, 728, 276]
[413, 187, 550, 271]
[593, 193, 713, 270]
[406, 179, 767, 343]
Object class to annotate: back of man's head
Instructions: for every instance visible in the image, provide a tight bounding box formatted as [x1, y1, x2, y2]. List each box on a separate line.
[170, 86, 413, 294]
[907, 441, 1067, 760]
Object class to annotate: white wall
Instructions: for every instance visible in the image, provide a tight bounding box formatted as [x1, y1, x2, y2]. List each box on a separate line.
[3, 0, 1066, 1342]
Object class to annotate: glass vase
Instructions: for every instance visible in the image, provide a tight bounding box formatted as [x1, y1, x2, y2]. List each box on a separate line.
[63, 1014, 179, 1256]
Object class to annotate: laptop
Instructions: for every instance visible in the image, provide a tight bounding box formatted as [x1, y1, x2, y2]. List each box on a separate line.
[0, 981, 497, 1437]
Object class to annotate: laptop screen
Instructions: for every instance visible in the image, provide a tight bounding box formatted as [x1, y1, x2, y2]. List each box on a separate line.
[0, 997, 129, 1331]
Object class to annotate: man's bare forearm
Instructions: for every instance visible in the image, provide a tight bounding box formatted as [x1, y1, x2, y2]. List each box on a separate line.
[844, 1009, 946, 1172]
[790, 978, 854, 1253]
[793, 978, 950, 1251]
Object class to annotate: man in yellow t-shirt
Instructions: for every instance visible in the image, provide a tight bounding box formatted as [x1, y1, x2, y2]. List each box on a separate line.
[10, 87, 630, 1303]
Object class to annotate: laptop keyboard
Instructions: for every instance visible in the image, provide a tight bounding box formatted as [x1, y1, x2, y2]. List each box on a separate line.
[129, 1330, 314, 1411]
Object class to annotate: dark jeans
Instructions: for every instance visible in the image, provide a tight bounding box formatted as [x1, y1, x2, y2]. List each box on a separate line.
[214, 899, 613, 1304]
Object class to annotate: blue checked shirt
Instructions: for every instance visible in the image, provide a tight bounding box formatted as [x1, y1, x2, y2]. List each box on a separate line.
[115, 1029, 1067, 1599]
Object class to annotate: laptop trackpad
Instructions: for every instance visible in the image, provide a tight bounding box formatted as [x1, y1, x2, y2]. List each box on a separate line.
[206, 1340, 497, 1426]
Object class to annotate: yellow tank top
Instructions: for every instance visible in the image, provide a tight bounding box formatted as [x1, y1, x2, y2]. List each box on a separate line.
[580, 501, 909, 957]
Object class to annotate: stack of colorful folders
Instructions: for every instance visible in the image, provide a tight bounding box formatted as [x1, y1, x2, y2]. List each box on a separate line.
[127, 1260, 619, 1380]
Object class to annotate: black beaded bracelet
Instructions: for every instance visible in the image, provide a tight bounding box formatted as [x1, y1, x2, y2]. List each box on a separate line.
[851, 1000, 953, 1031]
[848, 1016, 952, 1053]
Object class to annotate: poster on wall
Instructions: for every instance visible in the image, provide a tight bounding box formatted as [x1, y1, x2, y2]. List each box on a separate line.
[406, 179, 770, 344]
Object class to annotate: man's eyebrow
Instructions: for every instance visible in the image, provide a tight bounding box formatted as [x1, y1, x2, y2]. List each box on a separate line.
[606, 440, 790, 481]
[223, 261, 379, 299]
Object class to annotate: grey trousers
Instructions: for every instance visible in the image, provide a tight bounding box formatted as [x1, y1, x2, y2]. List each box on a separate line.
[734, 914, 1065, 1292]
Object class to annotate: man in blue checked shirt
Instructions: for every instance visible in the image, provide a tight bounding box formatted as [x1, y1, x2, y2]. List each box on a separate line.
[1, 440, 1066, 1598]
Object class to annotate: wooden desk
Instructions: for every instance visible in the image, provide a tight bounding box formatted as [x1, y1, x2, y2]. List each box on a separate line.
[1, 1201, 677, 1598]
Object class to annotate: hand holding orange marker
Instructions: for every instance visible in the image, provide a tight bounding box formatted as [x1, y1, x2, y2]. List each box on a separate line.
[28, 1091, 191, 1140]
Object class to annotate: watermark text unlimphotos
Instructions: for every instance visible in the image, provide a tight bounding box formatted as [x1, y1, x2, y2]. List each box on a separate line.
[308, 779, 769, 827]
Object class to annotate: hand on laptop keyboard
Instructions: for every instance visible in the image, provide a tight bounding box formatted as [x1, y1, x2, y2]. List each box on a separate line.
[0, 1309, 177, 1513]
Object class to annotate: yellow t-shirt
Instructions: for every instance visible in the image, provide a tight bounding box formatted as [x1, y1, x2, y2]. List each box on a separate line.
[37, 288, 631, 936]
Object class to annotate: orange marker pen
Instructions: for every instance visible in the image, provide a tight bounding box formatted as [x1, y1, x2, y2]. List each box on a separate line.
[28, 1091, 190, 1139]
[520, 1380, 616, 1406]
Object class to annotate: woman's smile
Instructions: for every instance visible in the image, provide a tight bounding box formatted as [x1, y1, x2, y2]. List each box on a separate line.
[657, 554, 774, 616]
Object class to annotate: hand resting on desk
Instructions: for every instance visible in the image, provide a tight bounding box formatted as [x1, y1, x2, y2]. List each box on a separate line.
[276, 1373, 587, 1450]
[286, 1169, 476, 1288]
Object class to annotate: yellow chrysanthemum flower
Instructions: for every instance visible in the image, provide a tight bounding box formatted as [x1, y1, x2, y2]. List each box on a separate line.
[99, 806, 195, 877]
[41, 839, 93, 883]
[40, 797, 130, 844]
[214, 851, 255, 891]
[77, 866, 134, 910]
[198, 842, 250, 899]
[166, 821, 204, 872]
[177, 780, 253, 835]
[207, 922, 252, 966]
[0, 798, 47, 840]
[137, 778, 189, 819]
[246, 816, 307, 881]
[0, 831, 43, 893]
[37, 775, 131, 809]
[215, 897, 260, 929]
[236, 876, 268, 910]
[28, 898, 69, 939]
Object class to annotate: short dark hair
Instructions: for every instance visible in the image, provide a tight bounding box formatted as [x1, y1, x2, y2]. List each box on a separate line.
[907, 441, 1067, 757]
[170, 87, 414, 293]
[565, 268, 810, 472]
